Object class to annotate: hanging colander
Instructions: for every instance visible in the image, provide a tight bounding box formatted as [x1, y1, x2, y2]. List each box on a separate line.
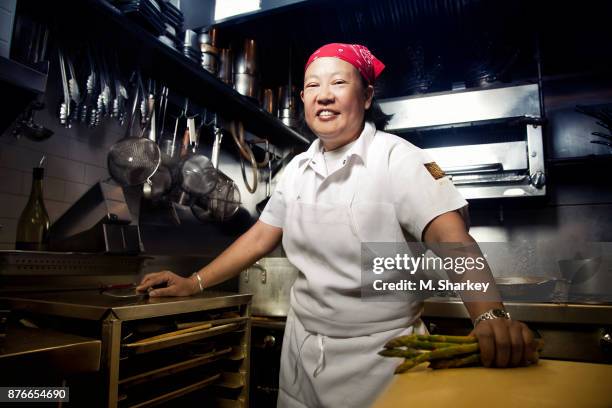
[107, 74, 161, 187]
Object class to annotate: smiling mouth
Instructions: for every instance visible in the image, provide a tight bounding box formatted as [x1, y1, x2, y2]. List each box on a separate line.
[316, 109, 340, 118]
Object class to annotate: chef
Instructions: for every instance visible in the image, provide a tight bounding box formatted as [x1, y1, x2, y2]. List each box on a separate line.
[138, 43, 538, 407]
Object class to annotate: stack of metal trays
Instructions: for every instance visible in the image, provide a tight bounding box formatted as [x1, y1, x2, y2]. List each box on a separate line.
[114, 0, 165, 35]
[159, 1, 184, 49]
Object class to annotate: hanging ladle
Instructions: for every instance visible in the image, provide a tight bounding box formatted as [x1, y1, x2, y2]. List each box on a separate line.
[256, 140, 272, 213]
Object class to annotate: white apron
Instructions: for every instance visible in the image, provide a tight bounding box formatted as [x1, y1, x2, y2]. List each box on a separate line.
[277, 155, 427, 408]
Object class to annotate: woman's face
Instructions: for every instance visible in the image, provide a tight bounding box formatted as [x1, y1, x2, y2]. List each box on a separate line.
[301, 57, 374, 150]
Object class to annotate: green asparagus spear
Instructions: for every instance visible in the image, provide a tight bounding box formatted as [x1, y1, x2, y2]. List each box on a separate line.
[385, 334, 476, 349]
[412, 334, 477, 344]
[388, 340, 456, 350]
[378, 348, 421, 358]
[429, 353, 481, 369]
[394, 343, 479, 374]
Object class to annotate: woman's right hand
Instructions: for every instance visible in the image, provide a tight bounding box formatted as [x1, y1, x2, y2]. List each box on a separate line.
[136, 270, 199, 297]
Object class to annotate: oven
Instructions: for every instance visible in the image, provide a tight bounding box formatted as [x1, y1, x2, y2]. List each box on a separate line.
[380, 83, 546, 199]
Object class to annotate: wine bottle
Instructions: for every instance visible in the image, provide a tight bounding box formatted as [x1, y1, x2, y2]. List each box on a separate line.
[15, 167, 50, 251]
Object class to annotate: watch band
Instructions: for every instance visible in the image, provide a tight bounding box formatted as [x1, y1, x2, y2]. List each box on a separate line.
[473, 308, 511, 327]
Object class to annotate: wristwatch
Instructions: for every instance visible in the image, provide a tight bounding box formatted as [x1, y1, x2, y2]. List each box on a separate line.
[473, 308, 511, 327]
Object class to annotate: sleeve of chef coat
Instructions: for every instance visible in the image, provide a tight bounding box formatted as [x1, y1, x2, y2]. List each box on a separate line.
[389, 143, 469, 241]
[258, 158, 295, 229]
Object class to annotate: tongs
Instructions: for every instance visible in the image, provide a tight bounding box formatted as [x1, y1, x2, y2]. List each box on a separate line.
[66, 53, 81, 124]
[97, 52, 112, 121]
[111, 53, 129, 125]
[57, 47, 72, 128]
[591, 132, 612, 142]
[80, 47, 98, 127]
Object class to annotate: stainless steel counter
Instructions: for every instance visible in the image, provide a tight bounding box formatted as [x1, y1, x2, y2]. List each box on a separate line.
[423, 299, 612, 325]
[0, 290, 252, 321]
[0, 290, 253, 407]
[249, 300, 612, 328]
[0, 326, 101, 374]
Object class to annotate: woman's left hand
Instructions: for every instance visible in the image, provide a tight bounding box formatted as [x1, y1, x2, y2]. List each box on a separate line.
[471, 319, 538, 367]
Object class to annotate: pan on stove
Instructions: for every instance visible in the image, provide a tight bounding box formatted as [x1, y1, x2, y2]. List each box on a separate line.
[494, 277, 559, 302]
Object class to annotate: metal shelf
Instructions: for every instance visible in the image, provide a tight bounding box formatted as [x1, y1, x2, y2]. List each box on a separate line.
[0, 56, 47, 94]
[43, 0, 309, 148]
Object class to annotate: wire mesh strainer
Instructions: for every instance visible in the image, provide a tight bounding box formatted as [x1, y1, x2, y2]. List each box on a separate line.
[190, 120, 241, 222]
[108, 137, 161, 186]
[107, 74, 161, 187]
[192, 172, 241, 222]
[179, 154, 217, 196]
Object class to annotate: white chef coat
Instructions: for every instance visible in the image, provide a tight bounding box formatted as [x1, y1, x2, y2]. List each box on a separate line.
[259, 121, 468, 407]
[322, 138, 357, 175]
[260, 121, 468, 335]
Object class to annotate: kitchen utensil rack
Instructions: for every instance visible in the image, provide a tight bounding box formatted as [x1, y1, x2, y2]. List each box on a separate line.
[18, 0, 309, 149]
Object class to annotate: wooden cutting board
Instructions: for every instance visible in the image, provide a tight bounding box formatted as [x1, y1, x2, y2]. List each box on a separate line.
[372, 359, 612, 408]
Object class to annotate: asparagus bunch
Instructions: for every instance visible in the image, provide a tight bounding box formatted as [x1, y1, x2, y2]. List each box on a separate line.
[379, 334, 543, 374]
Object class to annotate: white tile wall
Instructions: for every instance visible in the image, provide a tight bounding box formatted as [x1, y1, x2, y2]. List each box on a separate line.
[0, 55, 125, 248]
[0, 0, 16, 58]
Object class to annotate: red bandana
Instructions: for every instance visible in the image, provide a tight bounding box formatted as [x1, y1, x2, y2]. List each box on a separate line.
[305, 43, 385, 84]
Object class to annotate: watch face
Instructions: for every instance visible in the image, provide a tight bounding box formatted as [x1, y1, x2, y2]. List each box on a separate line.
[492, 309, 508, 318]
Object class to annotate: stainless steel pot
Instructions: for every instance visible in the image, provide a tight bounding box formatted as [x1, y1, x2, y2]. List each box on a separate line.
[218, 48, 233, 85]
[198, 27, 217, 47]
[277, 85, 297, 109]
[234, 38, 257, 75]
[234, 73, 258, 98]
[262, 88, 276, 115]
[278, 107, 298, 128]
[201, 51, 219, 75]
[239, 258, 299, 316]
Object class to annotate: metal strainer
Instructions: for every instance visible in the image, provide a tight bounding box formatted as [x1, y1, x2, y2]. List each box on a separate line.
[107, 76, 161, 187]
[191, 122, 241, 222]
[179, 154, 217, 196]
[108, 137, 161, 186]
[192, 173, 241, 222]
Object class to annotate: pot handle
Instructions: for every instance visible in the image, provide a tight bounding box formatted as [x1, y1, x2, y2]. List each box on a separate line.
[246, 262, 267, 284]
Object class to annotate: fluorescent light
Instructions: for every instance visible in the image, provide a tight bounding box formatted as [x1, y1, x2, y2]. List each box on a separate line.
[215, 0, 261, 21]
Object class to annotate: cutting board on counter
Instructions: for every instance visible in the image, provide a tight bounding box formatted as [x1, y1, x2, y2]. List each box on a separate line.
[372, 359, 612, 408]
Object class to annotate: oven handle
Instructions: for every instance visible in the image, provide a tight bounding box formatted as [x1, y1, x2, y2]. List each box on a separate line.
[444, 163, 504, 175]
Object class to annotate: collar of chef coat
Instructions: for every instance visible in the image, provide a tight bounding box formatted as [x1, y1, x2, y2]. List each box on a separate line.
[298, 121, 376, 175]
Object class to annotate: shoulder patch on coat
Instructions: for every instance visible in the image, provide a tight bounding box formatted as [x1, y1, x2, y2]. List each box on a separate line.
[424, 162, 445, 180]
